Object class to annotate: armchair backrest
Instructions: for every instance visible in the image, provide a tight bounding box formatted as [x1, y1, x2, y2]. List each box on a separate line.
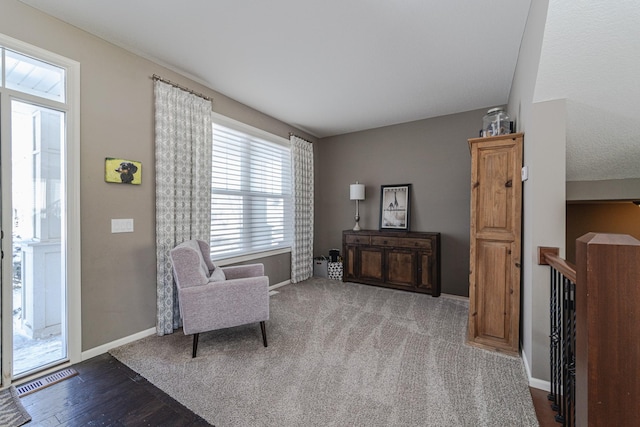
[170, 239, 214, 288]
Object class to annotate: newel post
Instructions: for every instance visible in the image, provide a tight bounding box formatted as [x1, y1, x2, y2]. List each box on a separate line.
[575, 233, 640, 427]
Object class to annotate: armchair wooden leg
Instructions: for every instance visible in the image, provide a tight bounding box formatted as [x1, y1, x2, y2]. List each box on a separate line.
[192, 333, 199, 358]
[260, 321, 268, 347]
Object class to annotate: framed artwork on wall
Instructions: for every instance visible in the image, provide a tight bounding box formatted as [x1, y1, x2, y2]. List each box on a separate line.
[105, 157, 142, 185]
[379, 184, 411, 230]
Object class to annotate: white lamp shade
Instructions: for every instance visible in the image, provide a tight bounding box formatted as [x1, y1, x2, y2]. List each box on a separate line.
[350, 183, 365, 201]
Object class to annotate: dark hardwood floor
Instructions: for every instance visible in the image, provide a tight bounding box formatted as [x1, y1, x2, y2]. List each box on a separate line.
[19, 353, 555, 426]
[19, 353, 212, 426]
[530, 386, 561, 427]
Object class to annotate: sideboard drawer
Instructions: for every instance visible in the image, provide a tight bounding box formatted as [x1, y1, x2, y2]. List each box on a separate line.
[398, 238, 432, 250]
[345, 234, 370, 245]
[370, 236, 400, 247]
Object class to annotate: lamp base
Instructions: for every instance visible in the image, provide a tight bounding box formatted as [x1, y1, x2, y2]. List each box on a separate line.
[353, 215, 361, 231]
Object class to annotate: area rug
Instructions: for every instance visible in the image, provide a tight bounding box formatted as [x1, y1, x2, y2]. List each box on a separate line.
[0, 386, 31, 427]
[110, 278, 538, 426]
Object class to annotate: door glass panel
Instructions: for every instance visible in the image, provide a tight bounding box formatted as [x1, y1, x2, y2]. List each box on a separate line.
[11, 99, 66, 377]
[5, 49, 65, 103]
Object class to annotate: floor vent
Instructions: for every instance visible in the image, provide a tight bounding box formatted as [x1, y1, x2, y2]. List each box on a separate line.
[15, 367, 78, 397]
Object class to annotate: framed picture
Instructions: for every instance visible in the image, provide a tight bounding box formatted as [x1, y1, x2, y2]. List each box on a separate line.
[379, 184, 411, 230]
[105, 157, 142, 185]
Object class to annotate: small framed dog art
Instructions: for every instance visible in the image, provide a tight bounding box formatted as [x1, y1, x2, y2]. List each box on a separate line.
[105, 158, 142, 185]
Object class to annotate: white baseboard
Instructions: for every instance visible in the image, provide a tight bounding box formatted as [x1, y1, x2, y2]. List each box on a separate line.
[269, 280, 290, 291]
[81, 327, 157, 361]
[81, 281, 289, 361]
[440, 293, 469, 302]
[529, 377, 551, 392]
[522, 349, 550, 391]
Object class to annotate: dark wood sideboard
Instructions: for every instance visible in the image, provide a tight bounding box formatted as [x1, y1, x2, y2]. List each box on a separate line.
[342, 230, 441, 296]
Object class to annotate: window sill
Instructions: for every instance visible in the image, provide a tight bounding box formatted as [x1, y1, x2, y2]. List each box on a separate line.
[213, 247, 291, 266]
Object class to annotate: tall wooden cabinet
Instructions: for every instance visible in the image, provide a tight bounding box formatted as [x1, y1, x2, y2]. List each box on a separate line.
[467, 133, 523, 355]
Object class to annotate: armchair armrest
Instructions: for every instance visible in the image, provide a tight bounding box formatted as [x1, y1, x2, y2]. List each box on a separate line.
[221, 263, 265, 280]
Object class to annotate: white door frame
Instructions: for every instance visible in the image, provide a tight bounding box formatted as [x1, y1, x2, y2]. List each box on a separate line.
[0, 33, 81, 386]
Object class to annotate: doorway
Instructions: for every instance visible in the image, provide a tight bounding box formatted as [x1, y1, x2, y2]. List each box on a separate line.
[1, 36, 81, 384]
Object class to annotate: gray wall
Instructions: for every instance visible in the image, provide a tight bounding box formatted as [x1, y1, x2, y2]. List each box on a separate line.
[2, 0, 315, 351]
[508, 0, 559, 385]
[315, 109, 488, 297]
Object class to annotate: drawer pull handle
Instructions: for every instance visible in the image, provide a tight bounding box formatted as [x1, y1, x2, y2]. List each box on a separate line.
[505, 180, 513, 188]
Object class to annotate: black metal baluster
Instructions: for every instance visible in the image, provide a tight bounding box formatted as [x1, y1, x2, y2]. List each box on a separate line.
[547, 264, 577, 426]
[565, 279, 576, 427]
[549, 268, 560, 412]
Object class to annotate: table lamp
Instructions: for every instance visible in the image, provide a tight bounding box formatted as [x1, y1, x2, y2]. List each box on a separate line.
[350, 182, 365, 231]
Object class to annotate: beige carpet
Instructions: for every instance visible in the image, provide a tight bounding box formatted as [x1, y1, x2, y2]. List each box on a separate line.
[110, 278, 538, 426]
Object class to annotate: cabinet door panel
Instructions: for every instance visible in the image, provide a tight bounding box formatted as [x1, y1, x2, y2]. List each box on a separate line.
[345, 245, 357, 279]
[360, 247, 383, 281]
[473, 142, 521, 239]
[474, 240, 513, 342]
[417, 252, 433, 292]
[385, 249, 415, 287]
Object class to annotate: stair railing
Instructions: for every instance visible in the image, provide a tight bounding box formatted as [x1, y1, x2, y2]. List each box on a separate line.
[538, 247, 576, 426]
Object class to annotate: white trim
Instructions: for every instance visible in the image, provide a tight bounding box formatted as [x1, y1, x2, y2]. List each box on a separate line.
[81, 327, 157, 361]
[215, 247, 291, 266]
[522, 348, 550, 391]
[529, 377, 551, 392]
[269, 280, 291, 291]
[65, 41, 82, 374]
[440, 293, 469, 302]
[211, 111, 289, 148]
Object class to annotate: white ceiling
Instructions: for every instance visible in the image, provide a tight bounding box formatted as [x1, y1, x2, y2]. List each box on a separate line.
[19, 1, 640, 182]
[535, 1, 640, 181]
[19, 0, 530, 138]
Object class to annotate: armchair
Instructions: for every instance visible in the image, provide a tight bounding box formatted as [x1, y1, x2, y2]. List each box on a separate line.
[169, 239, 269, 357]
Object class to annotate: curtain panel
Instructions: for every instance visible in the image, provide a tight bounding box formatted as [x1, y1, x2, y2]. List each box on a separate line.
[154, 80, 212, 336]
[290, 135, 314, 283]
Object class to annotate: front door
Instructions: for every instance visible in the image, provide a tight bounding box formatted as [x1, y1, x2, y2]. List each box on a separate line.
[1, 36, 80, 384]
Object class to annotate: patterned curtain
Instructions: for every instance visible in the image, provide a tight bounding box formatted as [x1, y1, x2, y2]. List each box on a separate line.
[154, 80, 212, 335]
[290, 135, 314, 283]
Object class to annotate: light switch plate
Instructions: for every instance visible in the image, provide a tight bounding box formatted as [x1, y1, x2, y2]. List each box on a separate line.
[111, 218, 134, 233]
[521, 166, 529, 181]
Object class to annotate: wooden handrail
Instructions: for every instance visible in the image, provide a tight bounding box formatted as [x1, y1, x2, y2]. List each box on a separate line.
[538, 246, 577, 283]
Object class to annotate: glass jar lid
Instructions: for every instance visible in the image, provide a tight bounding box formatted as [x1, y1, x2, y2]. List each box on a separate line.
[487, 107, 504, 114]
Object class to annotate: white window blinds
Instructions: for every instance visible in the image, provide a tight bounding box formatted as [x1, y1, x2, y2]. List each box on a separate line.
[211, 121, 293, 259]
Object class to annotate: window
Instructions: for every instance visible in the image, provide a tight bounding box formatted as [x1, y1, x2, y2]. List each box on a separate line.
[210, 116, 292, 260]
[4, 48, 66, 102]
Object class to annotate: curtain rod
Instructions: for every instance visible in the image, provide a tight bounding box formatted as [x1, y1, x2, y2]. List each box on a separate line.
[289, 132, 313, 143]
[152, 74, 212, 102]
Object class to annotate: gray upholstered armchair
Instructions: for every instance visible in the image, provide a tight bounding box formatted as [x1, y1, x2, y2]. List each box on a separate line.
[169, 239, 269, 357]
